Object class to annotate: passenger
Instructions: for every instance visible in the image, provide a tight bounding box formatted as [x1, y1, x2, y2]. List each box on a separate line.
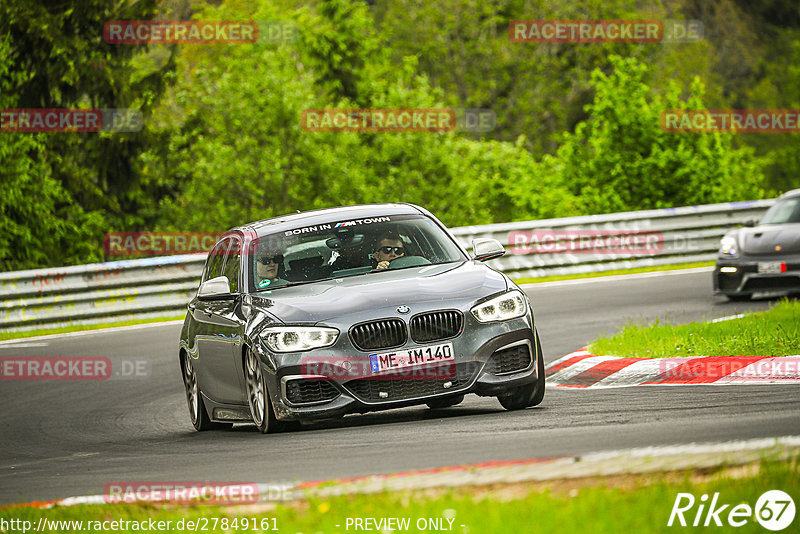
[373, 231, 405, 270]
[256, 253, 288, 289]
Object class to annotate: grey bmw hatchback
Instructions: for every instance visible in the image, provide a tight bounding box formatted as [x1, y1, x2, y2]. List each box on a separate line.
[179, 203, 544, 433]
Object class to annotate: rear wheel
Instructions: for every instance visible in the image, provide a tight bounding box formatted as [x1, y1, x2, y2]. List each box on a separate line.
[497, 333, 546, 411]
[244, 348, 284, 434]
[182, 354, 231, 431]
[426, 394, 464, 410]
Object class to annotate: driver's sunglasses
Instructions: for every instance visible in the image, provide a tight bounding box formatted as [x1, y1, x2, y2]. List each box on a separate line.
[378, 246, 405, 255]
[257, 256, 281, 265]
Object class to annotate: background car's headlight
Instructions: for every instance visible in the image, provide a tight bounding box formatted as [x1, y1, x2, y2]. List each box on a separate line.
[470, 290, 528, 322]
[719, 235, 738, 257]
[260, 326, 339, 352]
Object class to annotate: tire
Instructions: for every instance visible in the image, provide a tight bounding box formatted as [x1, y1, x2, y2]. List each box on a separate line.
[527, 335, 547, 407]
[497, 332, 546, 411]
[244, 348, 284, 434]
[727, 294, 752, 302]
[426, 394, 464, 410]
[182, 353, 232, 431]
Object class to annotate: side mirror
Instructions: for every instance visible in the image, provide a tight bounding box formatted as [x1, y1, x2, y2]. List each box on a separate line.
[198, 275, 232, 299]
[472, 238, 506, 262]
[742, 219, 756, 228]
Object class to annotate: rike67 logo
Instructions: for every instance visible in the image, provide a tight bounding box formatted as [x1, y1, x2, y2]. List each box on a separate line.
[668, 490, 795, 530]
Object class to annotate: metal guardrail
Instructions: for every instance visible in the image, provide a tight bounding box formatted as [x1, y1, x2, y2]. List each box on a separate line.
[0, 199, 775, 332]
[0, 255, 205, 332]
[453, 199, 775, 278]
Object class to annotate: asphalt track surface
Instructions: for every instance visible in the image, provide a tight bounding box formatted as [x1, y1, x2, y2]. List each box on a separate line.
[1, 269, 798, 504]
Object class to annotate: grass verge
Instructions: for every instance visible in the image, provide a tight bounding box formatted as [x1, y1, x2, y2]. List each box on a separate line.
[1, 458, 796, 533]
[513, 261, 713, 285]
[0, 315, 185, 342]
[590, 299, 800, 357]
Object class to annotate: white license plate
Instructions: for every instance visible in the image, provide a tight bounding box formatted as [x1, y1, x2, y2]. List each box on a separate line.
[758, 262, 783, 274]
[369, 342, 454, 373]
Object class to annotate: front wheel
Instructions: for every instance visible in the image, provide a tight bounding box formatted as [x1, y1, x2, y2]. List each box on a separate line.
[182, 354, 231, 431]
[244, 348, 284, 434]
[497, 333, 546, 410]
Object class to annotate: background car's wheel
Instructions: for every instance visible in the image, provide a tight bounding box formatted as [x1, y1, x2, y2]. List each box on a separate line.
[182, 354, 232, 431]
[244, 349, 284, 434]
[426, 394, 464, 410]
[497, 332, 546, 410]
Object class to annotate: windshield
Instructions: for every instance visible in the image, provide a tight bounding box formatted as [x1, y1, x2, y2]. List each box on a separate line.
[248, 214, 466, 291]
[760, 198, 800, 224]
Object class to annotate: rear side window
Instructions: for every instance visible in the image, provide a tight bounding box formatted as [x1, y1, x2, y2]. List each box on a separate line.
[203, 239, 230, 283]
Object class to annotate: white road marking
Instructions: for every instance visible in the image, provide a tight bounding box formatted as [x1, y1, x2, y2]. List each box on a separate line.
[711, 313, 746, 323]
[0, 320, 184, 345]
[520, 266, 714, 289]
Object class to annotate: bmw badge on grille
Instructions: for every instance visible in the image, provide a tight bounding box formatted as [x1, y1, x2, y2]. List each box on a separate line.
[397, 305, 410, 314]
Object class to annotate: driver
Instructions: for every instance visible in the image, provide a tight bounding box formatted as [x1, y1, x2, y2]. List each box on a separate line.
[373, 231, 405, 270]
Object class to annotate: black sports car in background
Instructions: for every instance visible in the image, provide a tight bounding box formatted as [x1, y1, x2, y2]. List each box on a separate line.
[714, 188, 800, 301]
[179, 203, 545, 433]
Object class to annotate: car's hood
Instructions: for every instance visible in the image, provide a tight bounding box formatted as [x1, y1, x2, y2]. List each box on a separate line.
[249, 261, 507, 324]
[738, 224, 800, 255]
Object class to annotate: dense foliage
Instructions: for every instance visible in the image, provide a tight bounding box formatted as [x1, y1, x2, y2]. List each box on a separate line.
[1, 0, 797, 270]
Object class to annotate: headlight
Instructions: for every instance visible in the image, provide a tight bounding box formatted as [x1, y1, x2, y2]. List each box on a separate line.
[260, 326, 339, 352]
[719, 236, 738, 257]
[470, 290, 528, 323]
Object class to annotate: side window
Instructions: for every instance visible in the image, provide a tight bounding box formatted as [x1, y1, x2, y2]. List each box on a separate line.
[222, 238, 242, 292]
[203, 239, 230, 284]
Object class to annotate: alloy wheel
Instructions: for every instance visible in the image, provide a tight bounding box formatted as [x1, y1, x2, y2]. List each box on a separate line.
[245, 350, 265, 426]
[183, 355, 199, 424]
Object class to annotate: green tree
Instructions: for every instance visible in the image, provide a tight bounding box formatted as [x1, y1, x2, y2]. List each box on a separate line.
[555, 55, 766, 214]
[0, 0, 176, 261]
[0, 34, 104, 270]
[148, 0, 578, 232]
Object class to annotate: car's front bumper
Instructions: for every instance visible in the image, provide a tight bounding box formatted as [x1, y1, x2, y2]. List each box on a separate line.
[714, 254, 800, 296]
[258, 313, 539, 422]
